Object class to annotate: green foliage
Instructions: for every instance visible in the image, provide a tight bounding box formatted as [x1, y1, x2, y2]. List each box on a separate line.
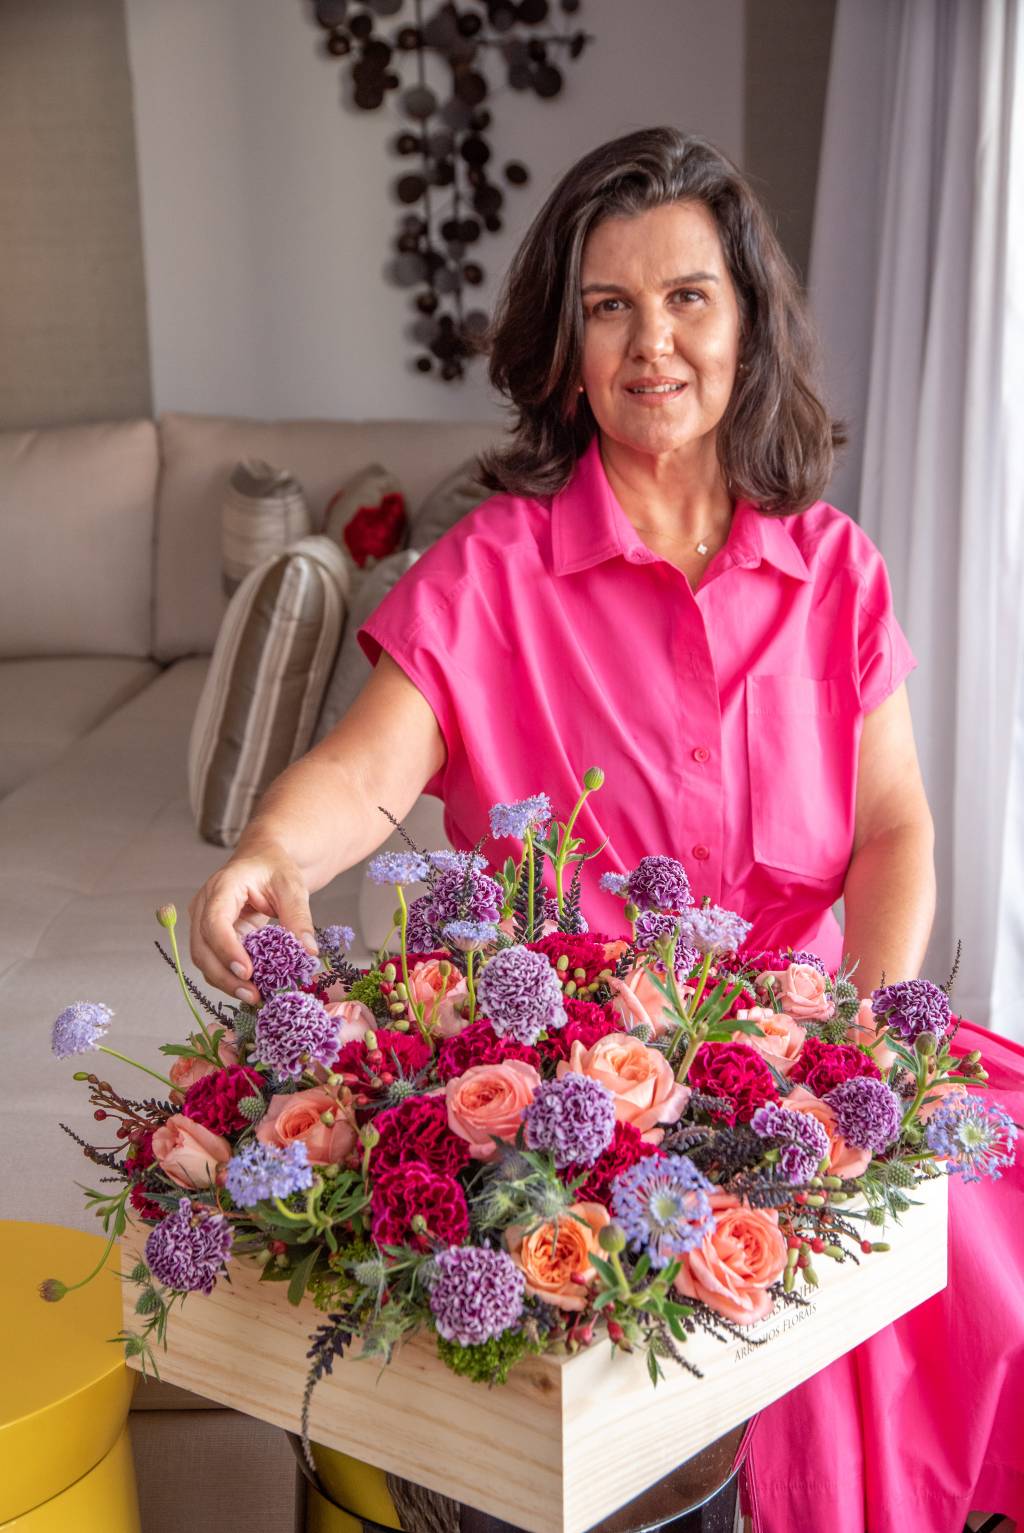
[436, 1327, 543, 1385]
[347, 971, 390, 1021]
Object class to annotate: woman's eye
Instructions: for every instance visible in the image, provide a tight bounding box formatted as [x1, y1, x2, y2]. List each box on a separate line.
[673, 289, 705, 304]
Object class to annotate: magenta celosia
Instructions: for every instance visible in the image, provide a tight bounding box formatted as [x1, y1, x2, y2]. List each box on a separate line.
[371, 1094, 471, 1178]
[436, 1019, 541, 1083]
[370, 1163, 469, 1251]
[789, 1036, 881, 1098]
[181, 1066, 264, 1135]
[689, 1041, 779, 1126]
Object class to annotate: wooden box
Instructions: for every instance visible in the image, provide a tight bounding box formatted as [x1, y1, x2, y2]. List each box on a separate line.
[122, 1174, 947, 1533]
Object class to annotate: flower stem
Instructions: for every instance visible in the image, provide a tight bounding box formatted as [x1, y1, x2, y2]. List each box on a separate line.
[525, 831, 536, 940]
[98, 1045, 174, 1091]
[396, 886, 427, 1039]
[165, 920, 218, 1059]
[687, 951, 715, 1021]
[554, 786, 591, 917]
[675, 1026, 706, 1085]
[44, 1189, 130, 1300]
[466, 948, 477, 1024]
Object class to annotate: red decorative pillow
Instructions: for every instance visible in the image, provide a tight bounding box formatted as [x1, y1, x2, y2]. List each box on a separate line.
[322, 464, 407, 574]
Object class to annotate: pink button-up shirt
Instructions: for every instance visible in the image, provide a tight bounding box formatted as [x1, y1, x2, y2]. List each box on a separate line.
[359, 436, 915, 965]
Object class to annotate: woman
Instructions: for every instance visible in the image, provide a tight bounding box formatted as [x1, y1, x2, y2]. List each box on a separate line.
[189, 129, 1023, 1533]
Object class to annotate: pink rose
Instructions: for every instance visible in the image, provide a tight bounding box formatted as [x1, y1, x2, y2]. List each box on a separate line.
[675, 1191, 787, 1325]
[151, 1114, 231, 1190]
[445, 1060, 541, 1160]
[326, 999, 377, 1045]
[407, 959, 469, 1038]
[784, 1084, 871, 1179]
[762, 963, 834, 1021]
[845, 999, 898, 1072]
[255, 1088, 357, 1166]
[557, 1032, 689, 1143]
[168, 1029, 240, 1100]
[497, 916, 560, 939]
[732, 1008, 806, 1076]
[506, 1202, 610, 1312]
[608, 967, 677, 1039]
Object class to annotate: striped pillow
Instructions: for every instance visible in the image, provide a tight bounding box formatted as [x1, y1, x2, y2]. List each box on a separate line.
[189, 536, 348, 847]
[221, 459, 311, 595]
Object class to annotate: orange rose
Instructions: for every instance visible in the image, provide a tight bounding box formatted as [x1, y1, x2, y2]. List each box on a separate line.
[608, 967, 679, 1039]
[675, 1191, 787, 1325]
[506, 1201, 610, 1311]
[732, 1008, 806, 1076]
[845, 999, 898, 1072]
[761, 963, 834, 1021]
[557, 1033, 689, 1143]
[784, 1084, 871, 1179]
[255, 1088, 357, 1166]
[407, 959, 469, 1038]
[152, 1114, 231, 1190]
[445, 1060, 540, 1160]
[168, 1030, 240, 1100]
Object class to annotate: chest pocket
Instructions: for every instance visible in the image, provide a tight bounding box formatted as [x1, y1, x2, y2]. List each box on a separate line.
[745, 674, 858, 882]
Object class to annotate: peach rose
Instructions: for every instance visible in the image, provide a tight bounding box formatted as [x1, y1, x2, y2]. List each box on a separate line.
[255, 1088, 357, 1166]
[168, 1029, 241, 1099]
[845, 999, 898, 1072]
[407, 959, 469, 1038]
[732, 1008, 806, 1076]
[152, 1114, 231, 1190]
[445, 1060, 541, 1160]
[602, 939, 631, 965]
[557, 1032, 689, 1143]
[506, 1201, 610, 1311]
[325, 999, 377, 1045]
[608, 967, 678, 1040]
[784, 1084, 871, 1179]
[761, 963, 834, 1022]
[498, 915, 559, 939]
[675, 1191, 787, 1325]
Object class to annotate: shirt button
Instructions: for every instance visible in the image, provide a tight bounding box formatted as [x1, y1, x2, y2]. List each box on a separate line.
[692, 843, 710, 861]
[692, 746, 710, 763]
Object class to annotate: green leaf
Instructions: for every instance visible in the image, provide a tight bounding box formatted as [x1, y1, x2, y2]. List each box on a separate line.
[631, 1252, 651, 1285]
[159, 1043, 209, 1058]
[586, 1253, 620, 1287]
[646, 1348, 662, 1386]
[287, 1246, 320, 1306]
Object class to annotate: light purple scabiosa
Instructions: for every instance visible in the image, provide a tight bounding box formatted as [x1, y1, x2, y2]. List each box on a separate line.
[476, 945, 567, 1045]
[442, 919, 499, 952]
[145, 1199, 233, 1295]
[871, 979, 951, 1043]
[254, 991, 340, 1079]
[599, 871, 630, 897]
[367, 850, 430, 886]
[429, 865, 503, 927]
[428, 1246, 525, 1345]
[243, 926, 319, 995]
[223, 1141, 314, 1208]
[925, 1093, 1019, 1183]
[51, 1001, 112, 1059]
[824, 1076, 902, 1152]
[677, 903, 752, 957]
[428, 849, 487, 874]
[488, 793, 553, 841]
[523, 1073, 616, 1168]
[317, 924, 354, 963]
[610, 1155, 716, 1269]
[627, 855, 693, 913]
[406, 894, 439, 953]
[750, 1103, 831, 1183]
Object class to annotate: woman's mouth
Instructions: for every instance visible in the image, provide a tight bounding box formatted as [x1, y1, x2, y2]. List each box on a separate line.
[625, 381, 688, 401]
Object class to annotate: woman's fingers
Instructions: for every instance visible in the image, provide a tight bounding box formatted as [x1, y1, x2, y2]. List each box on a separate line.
[267, 872, 319, 956]
[188, 876, 262, 1003]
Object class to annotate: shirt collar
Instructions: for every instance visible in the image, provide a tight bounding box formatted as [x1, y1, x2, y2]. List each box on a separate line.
[551, 435, 812, 583]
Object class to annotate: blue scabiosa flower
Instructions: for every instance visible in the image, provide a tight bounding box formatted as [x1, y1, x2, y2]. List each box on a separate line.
[366, 850, 429, 886]
[428, 1246, 525, 1345]
[243, 926, 319, 995]
[627, 855, 693, 913]
[871, 979, 952, 1043]
[145, 1199, 233, 1294]
[429, 866, 502, 927]
[610, 1155, 715, 1268]
[925, 1093, 1019, 1182]
[598, 871, 630, 897]
[51, 1001, 112, 1059]
[428, 850, 487, 874]
[523, 1074, 616, 1168]
[476, 945, 567, 1045]
[223, 1141, 314, 1208]
[254, 991, 340, 1079]
[750, 1102, 831, 1182]
[317, 924, 354, 963]
[442, 919, 499, 952]
[488, 794, 553, 841]
[824, 1076, 902, 1152]
[677, 903, 752, 957]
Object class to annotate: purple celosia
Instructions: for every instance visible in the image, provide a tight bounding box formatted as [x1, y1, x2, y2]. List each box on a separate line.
[51, 1001, 111, 1059]
[627, 855, 693, 913]
[223, 1141, 314, 1208]
[871, 979, 952, 1043]
[442, 919, 499, 951]
[610, 1155, 715, 1268]
[925, 1092, 1019, 1182]
[824, 1076, 902, 1152]
[598, 871, 630, 897]
[750, 1102, 831, 1182]
[243, 925, 319, 995]
[406, 894, 439, 953]
[488, 794, 553, 841]
[367, 850, 429, 886]
[677, 903, 752, 957]
[523, 1073, 616, 1169]
[254, 991, 340, 1079]
[790, 949, 829, 976]
[145, 1199, 233, 1294]
[476, 945, 567, 1045]
[428, 1246, 525, 1345]
[429, 865, 502, 927]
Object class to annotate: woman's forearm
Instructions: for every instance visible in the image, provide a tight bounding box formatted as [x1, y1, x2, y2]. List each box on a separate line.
[841, 820, 936, 996]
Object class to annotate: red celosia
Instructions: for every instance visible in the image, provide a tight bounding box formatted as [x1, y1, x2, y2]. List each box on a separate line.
[537, 999, 623, 1066]
[527, 932, 616, 990]
[181, 1066, 265, 1135]
[564, 1121, 662, 1207]
[436, 1019, 541, 1083]
[333, 1028, 432, 1097]
[788, 1035, 881, 1097]
[129, 1182, 167, 1221]
[689, 1041, 779, 1126]
[371, 1094, 471, 1177]
[370, 1163, 469, 1252]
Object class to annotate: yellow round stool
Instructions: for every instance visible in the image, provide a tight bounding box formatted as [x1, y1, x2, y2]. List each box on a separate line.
[293, 1440, 401, 1532]
[0, 1220, 139, 1531]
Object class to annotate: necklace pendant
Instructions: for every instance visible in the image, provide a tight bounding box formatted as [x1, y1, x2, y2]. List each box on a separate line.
[696, 540, 709, 556]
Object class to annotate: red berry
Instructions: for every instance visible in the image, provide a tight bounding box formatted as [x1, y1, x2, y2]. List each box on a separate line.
[794, 1192, 808, 1205]
[270, 1240, 287, 1256]
[861, 1239, 873, 1254]
[607, 1319, 624, 1344]
[797, 1254, 810, 1269]
[811, 1237, 825, 1253]
[93, 1109, 107, 1121]
[380, 1071, 395, 1086]
[787, 1235, 803, 1250]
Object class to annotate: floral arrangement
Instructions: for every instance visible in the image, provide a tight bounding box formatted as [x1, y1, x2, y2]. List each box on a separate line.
[45, 770, 1017, 1463]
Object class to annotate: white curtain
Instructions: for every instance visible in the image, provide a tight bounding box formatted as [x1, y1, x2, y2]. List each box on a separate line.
[809, 0, 1024, 1037]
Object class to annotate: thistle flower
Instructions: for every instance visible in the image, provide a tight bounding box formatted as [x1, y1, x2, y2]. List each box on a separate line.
[442, 919, 500, 952]
[523, 1074, 616, 1168]
[253, 991, 340, 1079]
[925, 1093, 1019, 1182]
[610, 1155, 716, 1268]
[488, 794, 553, 841]
[366, 850, 429, 886]
[428, 1246, 525, 1345]
[223, 1141, 314, 1208]
[476, 946, 567, 1045]
[871, 979, 952, 1043]
[51, 1002, 112, 1059]
[627, 855, 693, 913]
[677, 903, 751, 957]
[750, 1102, 831, 1182]
[144, 1199, 233, 1294]
[824, 1076, 902, 1152]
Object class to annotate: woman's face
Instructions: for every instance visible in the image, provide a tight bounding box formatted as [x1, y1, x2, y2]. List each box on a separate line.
[578, 201, 743, 464]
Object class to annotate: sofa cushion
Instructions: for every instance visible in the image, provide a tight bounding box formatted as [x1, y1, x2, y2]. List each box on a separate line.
[154, 413, 501, 661]
[409, 456, 491, 549]
[0, 657, 159, 796]
[0, 420, 157, 658]
[314, 548, 420, 744]
[221, 458, 311, 596]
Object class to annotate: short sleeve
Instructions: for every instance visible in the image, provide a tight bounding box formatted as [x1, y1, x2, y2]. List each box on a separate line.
[852, 530, 918, 713]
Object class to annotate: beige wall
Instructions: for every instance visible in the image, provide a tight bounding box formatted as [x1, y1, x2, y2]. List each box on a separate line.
[0, 0, 151, 430]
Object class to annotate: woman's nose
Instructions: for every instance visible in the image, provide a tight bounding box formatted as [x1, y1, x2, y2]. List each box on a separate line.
[629, 304, 674, 360]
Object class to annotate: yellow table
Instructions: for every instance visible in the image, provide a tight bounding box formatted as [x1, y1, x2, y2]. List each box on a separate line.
[0, 1221, 139, 1530]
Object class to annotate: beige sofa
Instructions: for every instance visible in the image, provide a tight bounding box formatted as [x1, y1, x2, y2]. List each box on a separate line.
[0, 411, 500, 1531]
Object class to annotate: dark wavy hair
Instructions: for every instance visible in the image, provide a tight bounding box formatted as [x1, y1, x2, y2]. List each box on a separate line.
[478, 126, 844, 513]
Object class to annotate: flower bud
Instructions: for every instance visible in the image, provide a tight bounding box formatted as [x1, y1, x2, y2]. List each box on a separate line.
[410, 1214, 428, 1235]
[802, 1266, 819, 1288]
[72, 1071, 91, 1082]
[606, 1319, 625, 1344]
[156, 903, 178, 929]
[319, 1110, 335, 1126]
[392, 1018, 410, 1033]
[394, 982, 409, 1000]
[359, 1123, 381, 1150]
[382, 963, 397, 983]
[573, 968, 587, 981]
[598, 1223, 626, 1254]
[624, 902, 639, 923]
[363, 1031, 377, 1052]
[583, 766, 605, 791]
[564, 980, 578, 998]
[439, 961, 451, 978]
[871, 1241, 891, 1252]
[965, 1049, 982, 1066]
[38, 1278, 67, 1302]
[556, 954, 570, 972]
[915, 1031, 938, 1058]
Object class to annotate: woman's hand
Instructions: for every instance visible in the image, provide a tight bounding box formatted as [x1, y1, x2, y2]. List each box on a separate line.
[188, 851, 317, 1004]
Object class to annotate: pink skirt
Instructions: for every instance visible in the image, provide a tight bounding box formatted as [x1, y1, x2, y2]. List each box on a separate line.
[742, 1021, 1024, 1533]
